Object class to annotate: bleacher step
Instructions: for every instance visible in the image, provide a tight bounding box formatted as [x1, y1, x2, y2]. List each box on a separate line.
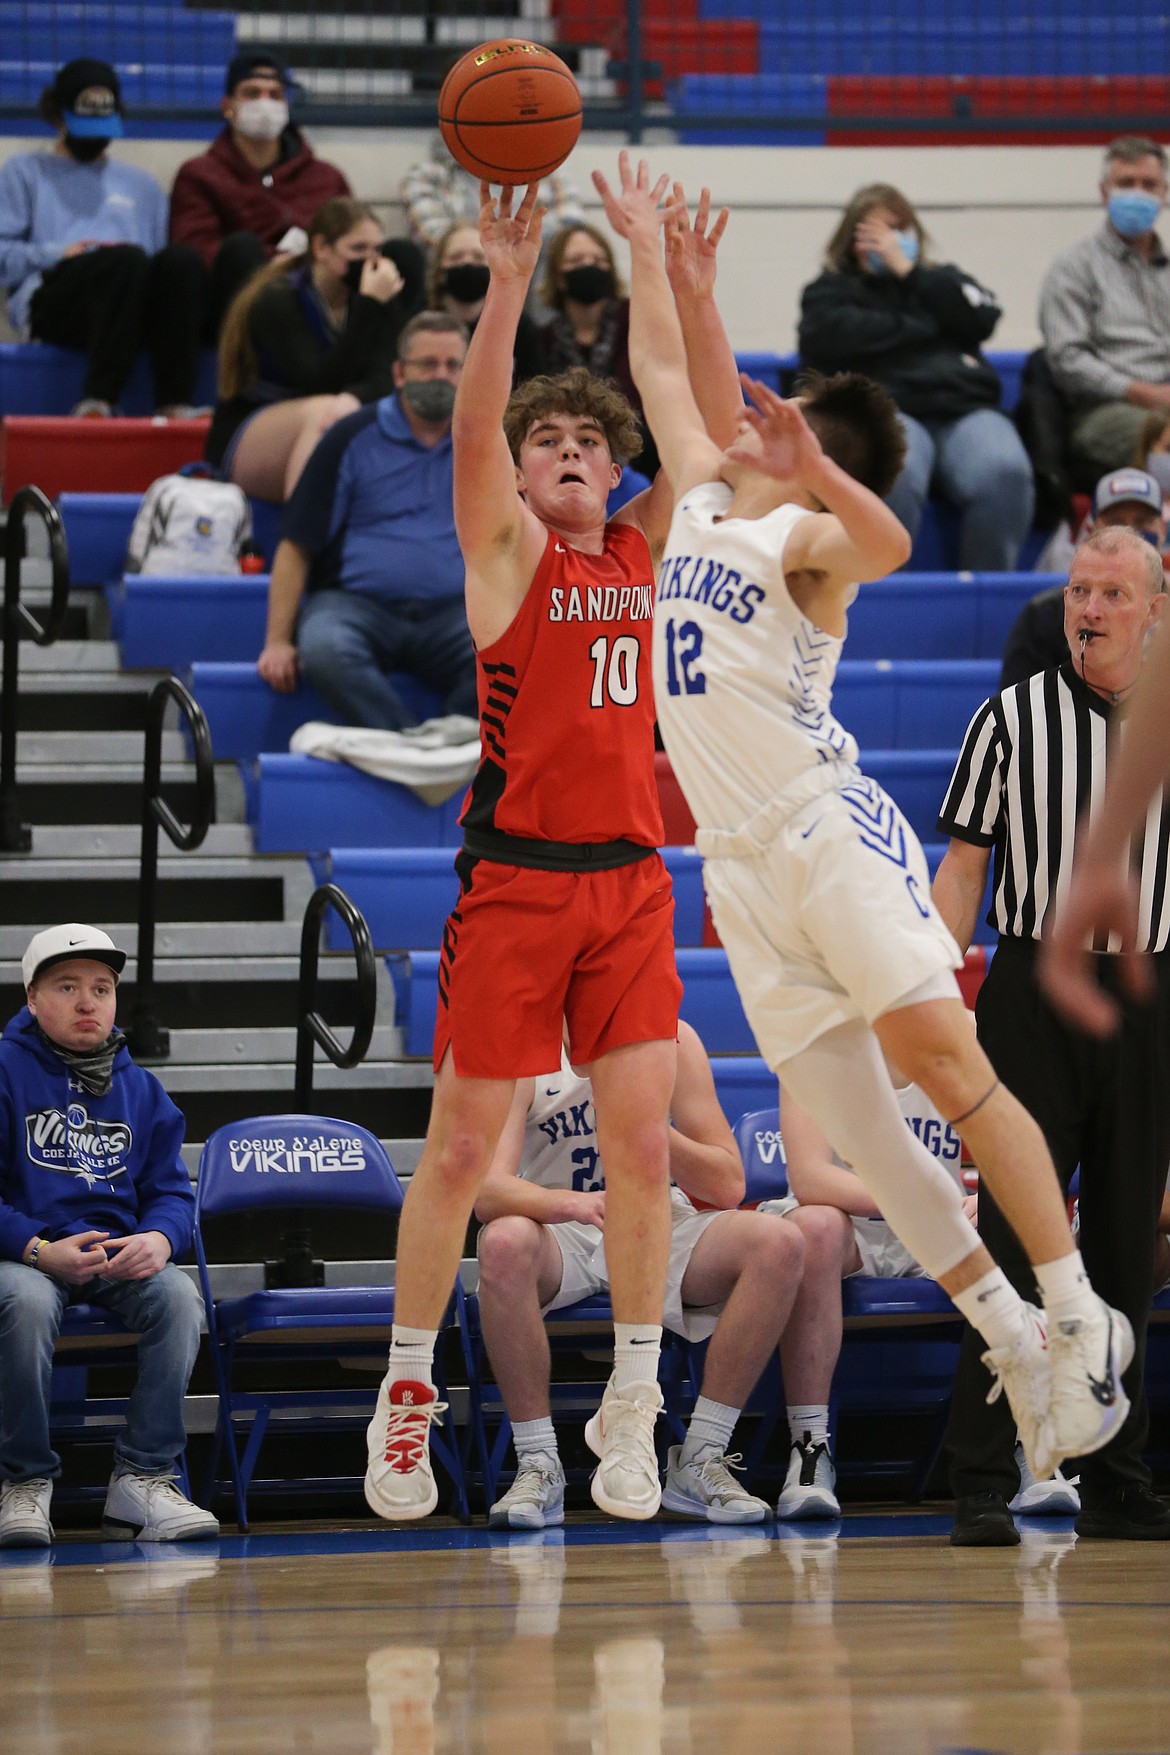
[18, 640, 120, 673]
[27, 823, 255, 858]
[154, 1024, 402, 1065]
[15, 730, 188, 765]
[0, 920, 307, 959]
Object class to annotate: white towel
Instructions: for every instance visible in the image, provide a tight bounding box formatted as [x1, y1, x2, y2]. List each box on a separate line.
[290, 716, 480, 805]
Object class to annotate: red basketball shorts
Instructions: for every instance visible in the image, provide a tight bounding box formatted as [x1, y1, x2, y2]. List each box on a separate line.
[433, 852, 682, 1079]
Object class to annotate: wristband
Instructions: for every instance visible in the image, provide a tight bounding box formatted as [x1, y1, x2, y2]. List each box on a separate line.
[27, 1239, 45, 1271]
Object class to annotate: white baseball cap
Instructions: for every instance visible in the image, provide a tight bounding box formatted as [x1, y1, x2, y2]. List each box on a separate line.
[22, 924, 127, 988]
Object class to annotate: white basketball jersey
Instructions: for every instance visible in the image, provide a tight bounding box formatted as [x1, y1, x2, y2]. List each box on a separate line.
[519, 1055, 603, 1193]
[653, 482, 859, 832]
[832, 1082, 966, 1191]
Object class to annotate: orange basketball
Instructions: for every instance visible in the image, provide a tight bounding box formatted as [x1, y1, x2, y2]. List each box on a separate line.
[438, 38, 582, 185]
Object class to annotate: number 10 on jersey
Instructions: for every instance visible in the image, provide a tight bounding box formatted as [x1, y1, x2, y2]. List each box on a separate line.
[588, 635, 640, 707]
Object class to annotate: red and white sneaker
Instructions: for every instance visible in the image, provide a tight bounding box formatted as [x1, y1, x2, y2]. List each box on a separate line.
[364, 1378, 445, 1521]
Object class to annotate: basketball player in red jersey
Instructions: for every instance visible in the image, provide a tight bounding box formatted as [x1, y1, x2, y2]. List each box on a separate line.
[365, 182, 684, 1523]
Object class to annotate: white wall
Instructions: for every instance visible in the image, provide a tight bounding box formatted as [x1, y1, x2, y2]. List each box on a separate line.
[1, 131, 1111, 353]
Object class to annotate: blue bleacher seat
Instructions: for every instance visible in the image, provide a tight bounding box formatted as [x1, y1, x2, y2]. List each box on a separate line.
[848, 574, 1059, 661]
[113, 575, 270, 666]
[0, 5, 235, 62]
[189, 664, 446, 760]
[0, 61, 227, 106]
[195, 1114, 467, 1528]
[316, 843, 709, 953]
[668, 73, 827, 145]
[248, 753, 468, 853]
[59, 493, 280, 587]
[833, 660, 999, 751]
[754, 19, 1161, 76]
[863, 750, 957, 843]
[0, 345, 217, 418]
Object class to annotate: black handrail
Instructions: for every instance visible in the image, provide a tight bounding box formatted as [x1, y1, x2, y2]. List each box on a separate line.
[294, 882, 377, 1110]
[0, 486, 70, 853]
[126, 676, 215, 1059]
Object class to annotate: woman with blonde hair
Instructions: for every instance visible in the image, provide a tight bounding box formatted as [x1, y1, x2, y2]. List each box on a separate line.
[426, 220, 542, 384]
[799, 182, 1034, 571]
[206, 196, 422, 500]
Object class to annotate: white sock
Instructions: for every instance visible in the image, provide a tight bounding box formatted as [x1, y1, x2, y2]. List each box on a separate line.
[787, 1404, 830, 1448]
[512, 1416, 558, 1464]
[951, 1268, 1028, 1349]
[1034, 1249, 1095, 1324]
[612, 1322, 661, 1392]
[680, 1395, 740, 1463]
[387, 1324, 436, 1391]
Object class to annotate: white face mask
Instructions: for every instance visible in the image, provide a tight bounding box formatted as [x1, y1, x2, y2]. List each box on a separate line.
[233, 97, 289, 142]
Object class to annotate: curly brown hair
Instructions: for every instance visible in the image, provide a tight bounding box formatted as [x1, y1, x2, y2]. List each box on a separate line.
[503, 367, 642, 465]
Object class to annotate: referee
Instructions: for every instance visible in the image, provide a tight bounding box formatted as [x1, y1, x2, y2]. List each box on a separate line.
[934, 523, 1170, 1544]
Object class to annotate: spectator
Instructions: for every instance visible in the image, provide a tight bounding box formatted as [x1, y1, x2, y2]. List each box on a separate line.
[0, 925, 218, 1548]
[798, 182, 1034, 570]
[1135, 409, 1170, 500]
[1040, 137, 1170, 476]
[256, 312, 474, 729]
[0, 58, 205, 417]
[169, 51, 357, 338]
[1001, 468, 1166, 686]
[935, 525, 1170, 1545]
[207, 196, 421, 502]
[400, 132, 584, 248]
[537, 222, 658, 478]
[427, 221, 542, 384]
[475, 1021, 807, 1528]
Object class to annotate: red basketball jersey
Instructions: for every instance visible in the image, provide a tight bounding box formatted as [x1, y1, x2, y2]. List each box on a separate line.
[461, 523, 664, 846]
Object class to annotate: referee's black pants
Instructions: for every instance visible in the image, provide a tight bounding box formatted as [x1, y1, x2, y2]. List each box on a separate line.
[947, 935, 1170, 1505]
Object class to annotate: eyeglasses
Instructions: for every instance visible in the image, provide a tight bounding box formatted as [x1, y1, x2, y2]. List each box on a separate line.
[402, 356, 465, 373]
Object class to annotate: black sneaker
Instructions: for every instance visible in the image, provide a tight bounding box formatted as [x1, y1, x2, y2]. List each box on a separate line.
[1075, 1484, 1170, 1540]
[950, 1490, 1021, 1547]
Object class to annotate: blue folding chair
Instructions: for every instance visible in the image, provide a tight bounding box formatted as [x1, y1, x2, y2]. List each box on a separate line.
[48, 1304, 192, 1501]
[195, 1115, 467, 1528]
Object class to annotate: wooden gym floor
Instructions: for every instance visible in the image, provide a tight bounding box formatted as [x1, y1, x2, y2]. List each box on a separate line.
[2, 1512, 1168, 1755]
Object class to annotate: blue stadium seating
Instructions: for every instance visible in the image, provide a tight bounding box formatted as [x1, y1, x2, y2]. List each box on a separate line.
[711, 1057, 774, 1124]
[0, 61, 226, 105]
[315, 843, 709, 952]
[0, 5, 235, 61]
[671, 73, 828, 144]
[848, 574, 1060, 661]
[59, 493, 281, 587]
[112, 575, 270, 667]
[247, 753, 468, 853]
[754, 19, 1161, 76]
[388, 946, 758, 1059]
[0, 344, 217, 417]
[833, 660, 998, 751]
[863, 750, 957, 843]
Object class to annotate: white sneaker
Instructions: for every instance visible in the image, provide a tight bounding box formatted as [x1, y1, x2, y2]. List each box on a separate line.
[0, 1478, 53, 1548]
[584, 1379, 663, 1520]
[661, 1445, 771, 1524]
[364, 1377, 445, 1521]
[981, 1302, 1052, 1479]
[488, 1452, 565, 1529]
[775, 1435, 840, 1520]
[101, 1468, 220, 1542]
[1043, 1296, 1133, 1473]
[1009, 1441, 1081, 1516]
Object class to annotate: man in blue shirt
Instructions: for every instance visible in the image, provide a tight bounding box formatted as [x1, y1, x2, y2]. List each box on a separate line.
[257, 311, 475, 729]
[0, 924, 218, 1548]
[0, 59, 205, 416]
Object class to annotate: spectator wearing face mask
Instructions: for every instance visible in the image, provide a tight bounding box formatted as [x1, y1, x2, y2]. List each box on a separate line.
[535, 222, 658, 479]
[426, 221, 543, 385]
[206, 196, 423, 502]
[0, 59, 206, 416]
[798, 182, 1035, 571]
[1040, 137, 1170, 476]
[169, 52, 361, 338]
[1134, 410, 1170, 507]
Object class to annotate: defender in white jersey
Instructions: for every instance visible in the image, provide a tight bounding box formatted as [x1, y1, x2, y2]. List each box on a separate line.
[593, 150, 1135, 1489]
[474, 1020, 822, 1526]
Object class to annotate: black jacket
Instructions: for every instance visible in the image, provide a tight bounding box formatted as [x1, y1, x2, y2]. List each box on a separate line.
[798, 261, 1004, 423]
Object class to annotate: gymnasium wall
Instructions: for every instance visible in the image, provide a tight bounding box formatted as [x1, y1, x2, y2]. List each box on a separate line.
[0, 132, 1114, 353]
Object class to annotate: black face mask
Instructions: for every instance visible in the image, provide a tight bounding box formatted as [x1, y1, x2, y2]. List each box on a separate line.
[562, 263, 614, 304]
[64, 135, 108, 164]
[343, 258, 367, 295]
[442, 262, 490, 303]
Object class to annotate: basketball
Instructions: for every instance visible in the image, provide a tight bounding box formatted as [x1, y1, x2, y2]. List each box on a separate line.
[438, 38, 582, 185]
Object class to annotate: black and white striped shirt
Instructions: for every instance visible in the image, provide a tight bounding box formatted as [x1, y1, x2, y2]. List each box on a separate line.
[938, 662, 1170, 951]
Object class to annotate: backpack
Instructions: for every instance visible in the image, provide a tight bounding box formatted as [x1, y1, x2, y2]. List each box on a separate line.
[125, 470, 252, 576]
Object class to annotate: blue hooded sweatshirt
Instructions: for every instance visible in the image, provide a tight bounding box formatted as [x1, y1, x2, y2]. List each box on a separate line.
[0, 1007, 193, 1264]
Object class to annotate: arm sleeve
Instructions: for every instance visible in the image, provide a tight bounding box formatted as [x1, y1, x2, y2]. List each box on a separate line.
[936, 699, 1006, 845]
[911, 264, 1003, 347]
[133, 1080, 194, 1262]
[0, 157, 65, 293]
[798, 272, 940, 370]
[1039, 249, 1131, 403]
[167, 163, 224, 268]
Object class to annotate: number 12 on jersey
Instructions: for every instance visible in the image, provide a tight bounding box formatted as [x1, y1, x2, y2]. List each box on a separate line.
[664, 619, 706, 696]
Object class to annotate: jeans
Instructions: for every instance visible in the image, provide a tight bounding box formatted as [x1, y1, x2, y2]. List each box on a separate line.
[297, 591, 478, 731]
[0, 1261, 204, 1482]
[886, 408, 1036, 572]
